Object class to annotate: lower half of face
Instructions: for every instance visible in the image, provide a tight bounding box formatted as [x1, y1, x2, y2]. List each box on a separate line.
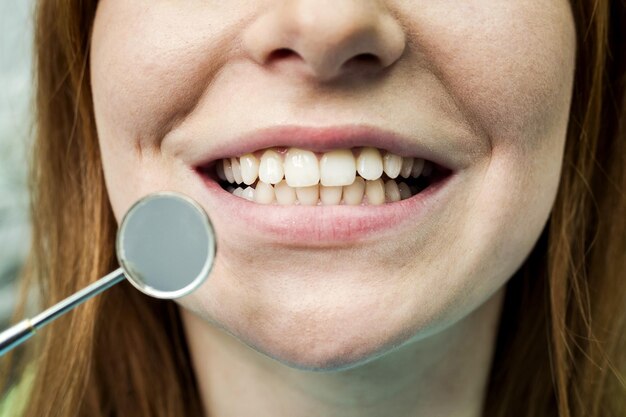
[90, 0, 576, 370]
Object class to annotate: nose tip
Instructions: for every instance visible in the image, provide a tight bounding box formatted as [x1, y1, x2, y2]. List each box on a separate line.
[242, 1, 406, 82]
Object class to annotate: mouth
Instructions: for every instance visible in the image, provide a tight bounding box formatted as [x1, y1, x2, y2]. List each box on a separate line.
[189, 125, 460, 244]
[196, 147, 451, 206]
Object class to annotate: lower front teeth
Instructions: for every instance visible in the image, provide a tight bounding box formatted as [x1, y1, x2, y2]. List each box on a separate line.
[275, 180, 296, 205]
[226, 176, 425, 205]
[320, 185, 342, 205]
[384, 180, 401, 202]
[343, 177, 365, 205]
[296, 185, 319, 206]
[254, 181, 275, 204]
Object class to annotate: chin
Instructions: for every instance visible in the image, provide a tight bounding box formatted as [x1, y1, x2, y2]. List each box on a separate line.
[230, 319, 413, 372]
[181, 284, 429, 372]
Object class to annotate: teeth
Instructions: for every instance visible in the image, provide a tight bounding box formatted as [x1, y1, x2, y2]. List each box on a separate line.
[296, 185, 319, 206]
[411, 158, 424, 177]
[240, 154, 260, 185]
[254, 181, 275, 204]
[216, 146, 442, 204]
[384, 180, 401, 202]
[259, 150, 284, 184]
[400, 157, 414, 179]
[223, 159, 235, 183]
[320, 149, 356, 186]
[274, 180, 297, 205]
[356, 147, 383, 180]
[365, 179, 385, 205]
[231, 158, 243, 184]
[284, 148, 320, 187]
[320, 185, 342, 205]
[397, 182, 411, 200]
[343, 177, 365, 205]
[241, 186, 255, 201]
[382, 152, 402, 179]
[233, 187, 244, 197]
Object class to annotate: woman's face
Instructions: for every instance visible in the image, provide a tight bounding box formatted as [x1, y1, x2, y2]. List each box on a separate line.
[91, 1, 575, 369]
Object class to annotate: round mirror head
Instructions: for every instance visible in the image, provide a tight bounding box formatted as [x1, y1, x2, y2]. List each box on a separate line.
[116, 191, 216, 299]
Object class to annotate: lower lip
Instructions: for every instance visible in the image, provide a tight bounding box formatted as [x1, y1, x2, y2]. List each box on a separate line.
[195, 170, 457, 246]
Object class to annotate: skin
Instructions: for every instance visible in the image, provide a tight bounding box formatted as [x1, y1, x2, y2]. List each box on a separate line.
[90, 1, 576, 416]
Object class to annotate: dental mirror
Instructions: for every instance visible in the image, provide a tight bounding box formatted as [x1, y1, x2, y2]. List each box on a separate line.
[117, 191, 216, 298]
[0, 191, 216, 356]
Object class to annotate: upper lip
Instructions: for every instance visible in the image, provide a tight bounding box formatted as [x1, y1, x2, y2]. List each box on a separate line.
[190, 124, 467, 172]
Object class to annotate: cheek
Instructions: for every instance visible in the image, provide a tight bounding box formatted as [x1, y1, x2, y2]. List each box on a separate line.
[90, 1, 251, 162]
[428, 2, 575, 223]
[90, 1, 251, 220]
[91, 10, 191, 137]
[408, 1, 576, 147]
[401, 1, 575, 298]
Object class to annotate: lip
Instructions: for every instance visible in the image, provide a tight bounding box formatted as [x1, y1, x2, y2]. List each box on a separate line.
[189, 124, 467, 172]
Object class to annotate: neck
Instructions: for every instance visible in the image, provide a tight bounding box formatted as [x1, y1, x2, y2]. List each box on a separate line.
[180, 287, 505, 417]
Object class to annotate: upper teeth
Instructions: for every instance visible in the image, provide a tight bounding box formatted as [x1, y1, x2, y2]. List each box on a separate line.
[217, 147, 428, 187]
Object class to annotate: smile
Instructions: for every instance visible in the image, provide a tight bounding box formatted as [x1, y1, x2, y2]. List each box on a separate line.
[190, 125, 462, 244]
[197, 146, 450, 206]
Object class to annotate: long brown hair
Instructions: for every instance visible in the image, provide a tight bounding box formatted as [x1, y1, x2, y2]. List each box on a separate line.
[1, 1, 625, 416]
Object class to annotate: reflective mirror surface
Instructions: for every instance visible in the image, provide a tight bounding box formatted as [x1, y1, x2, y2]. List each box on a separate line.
[116, 192, 216, 299]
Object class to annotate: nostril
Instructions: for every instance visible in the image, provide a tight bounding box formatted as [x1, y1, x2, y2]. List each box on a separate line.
[351, 53, 380, 64]
[269, 48, 298, 60]
[343, 53, 382, 73]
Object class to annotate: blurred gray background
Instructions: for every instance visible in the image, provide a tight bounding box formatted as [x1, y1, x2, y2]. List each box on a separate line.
[0, 0, 34, 328]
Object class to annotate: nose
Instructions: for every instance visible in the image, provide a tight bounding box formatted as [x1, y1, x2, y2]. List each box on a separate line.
[242, 0, 406, 82]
